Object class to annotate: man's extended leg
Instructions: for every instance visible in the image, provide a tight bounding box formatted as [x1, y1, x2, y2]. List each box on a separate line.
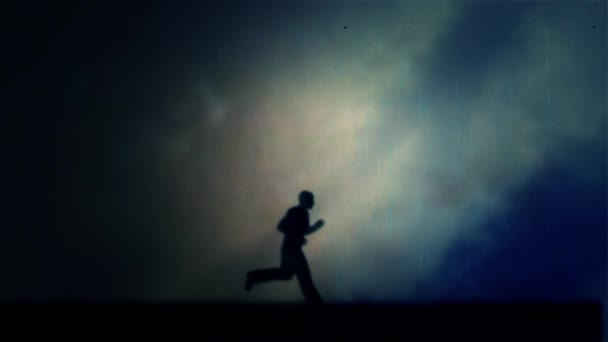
[246, 246, 296, 291]
[293, 249, 322, 303]
[246, 267, 293, 290]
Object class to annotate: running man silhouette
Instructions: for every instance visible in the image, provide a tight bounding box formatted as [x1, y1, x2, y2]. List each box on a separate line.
[245, 190, 324, 304]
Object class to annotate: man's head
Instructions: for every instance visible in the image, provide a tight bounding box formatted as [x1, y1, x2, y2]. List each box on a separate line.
[298, 190, 314, 210]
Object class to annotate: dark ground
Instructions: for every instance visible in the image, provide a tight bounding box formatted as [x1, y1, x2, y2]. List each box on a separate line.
[2, 302, 603, 341]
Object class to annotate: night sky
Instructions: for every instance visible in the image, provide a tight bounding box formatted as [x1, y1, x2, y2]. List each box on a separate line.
[5, 1, 607, 304]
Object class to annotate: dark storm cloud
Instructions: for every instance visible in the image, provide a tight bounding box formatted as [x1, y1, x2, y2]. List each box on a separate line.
[5, 1, 605, 304]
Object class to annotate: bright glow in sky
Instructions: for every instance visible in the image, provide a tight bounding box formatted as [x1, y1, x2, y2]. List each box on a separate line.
[85, 1, 606, 303]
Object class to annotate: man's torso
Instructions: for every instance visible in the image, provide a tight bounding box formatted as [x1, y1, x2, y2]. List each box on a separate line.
[281, 206, 309, 246]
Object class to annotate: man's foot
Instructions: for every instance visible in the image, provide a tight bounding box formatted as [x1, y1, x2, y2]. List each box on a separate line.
[245, 273, 253, 291]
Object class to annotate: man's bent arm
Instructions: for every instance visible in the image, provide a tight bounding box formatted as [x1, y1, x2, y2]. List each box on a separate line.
[305, 220, 324, 235]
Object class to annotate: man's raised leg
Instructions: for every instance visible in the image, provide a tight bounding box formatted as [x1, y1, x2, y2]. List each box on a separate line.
[246, 267, 293, 291]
